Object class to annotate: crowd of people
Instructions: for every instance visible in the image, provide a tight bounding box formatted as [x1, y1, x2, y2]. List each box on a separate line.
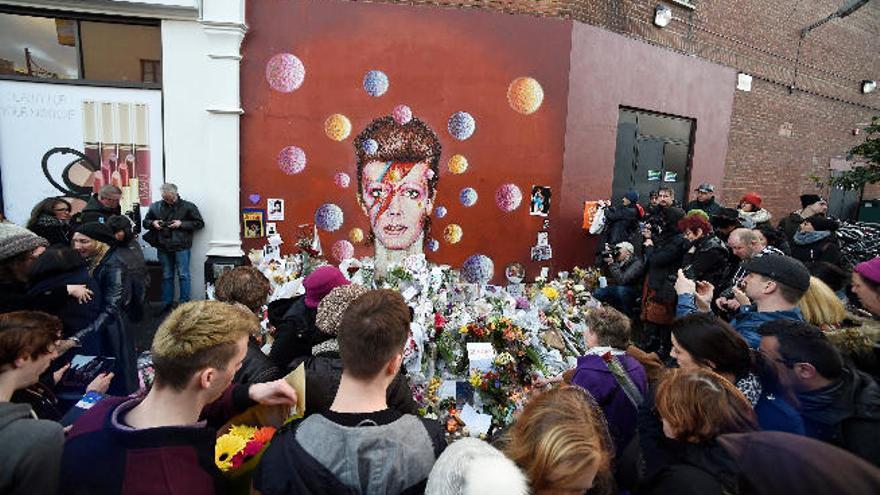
[0, 182, 879, 494]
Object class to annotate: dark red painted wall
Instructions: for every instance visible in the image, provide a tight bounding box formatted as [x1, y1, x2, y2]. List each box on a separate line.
[241, 0, 572, 282]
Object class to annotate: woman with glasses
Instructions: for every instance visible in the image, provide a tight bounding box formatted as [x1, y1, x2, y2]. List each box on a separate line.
[26, 197, 73, 247]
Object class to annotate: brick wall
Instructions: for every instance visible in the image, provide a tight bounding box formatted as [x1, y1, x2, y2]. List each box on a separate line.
[359, 0, 880, 218]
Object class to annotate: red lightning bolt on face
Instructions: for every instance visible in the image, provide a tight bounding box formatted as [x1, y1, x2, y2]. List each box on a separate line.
[370, 161, 418, 223]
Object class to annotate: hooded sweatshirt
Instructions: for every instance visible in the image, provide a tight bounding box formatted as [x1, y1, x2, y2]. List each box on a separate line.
[0, 402, 64, 495]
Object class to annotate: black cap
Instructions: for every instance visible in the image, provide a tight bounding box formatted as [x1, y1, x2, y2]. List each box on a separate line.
[804, 216, 838, 232]
[75, 222, 117, 246]
[742, 254, 810, 292]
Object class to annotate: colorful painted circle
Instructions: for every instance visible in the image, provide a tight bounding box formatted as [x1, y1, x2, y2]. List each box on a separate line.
[447, 154, 469, 174]
[459, 187, 478, 207]
[324, 114, 352, 141]
[277, 146, 307, 175]
[507, 77, 544, 114]
[265, 53, 305, 93]
[392, 105, 413, 125]
[462, 254, 494, 284]
[334, 172, 351, 188]
[443, 224, 463, 244]
[362, 139, 379, 155]
[315, 203, 344, 232]
[349, 227, 364, 244]
[495, 183, 523, 212]
[427, 239, 439, 252]
[447, 111, 476, 140]
[434, 205, 447, 219]
[363, 70, 389, 97]
[332, 240, 354, 262]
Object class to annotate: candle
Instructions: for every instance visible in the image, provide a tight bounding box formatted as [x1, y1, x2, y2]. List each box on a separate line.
[111, 170, 122, 188]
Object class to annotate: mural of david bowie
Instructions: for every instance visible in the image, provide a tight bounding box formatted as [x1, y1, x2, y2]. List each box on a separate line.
[354, 115, 441, 277]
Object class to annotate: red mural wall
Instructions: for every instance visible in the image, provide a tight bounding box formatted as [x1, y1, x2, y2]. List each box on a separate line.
[241, 0, 573, 283]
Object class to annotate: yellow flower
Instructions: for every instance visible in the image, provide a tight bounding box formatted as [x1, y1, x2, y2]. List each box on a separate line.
[468, 371, 484, 388]
[215, 433, 247, 471]
[542, 286, 559, 300]
[228, 425, 257, 440]
[459, 325, 468, 334]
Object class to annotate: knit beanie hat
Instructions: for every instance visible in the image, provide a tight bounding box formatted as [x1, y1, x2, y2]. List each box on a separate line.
[425, 438, 528, 495]
[804, 216, 838, 232]
[75, 222, 117, 246]
[303, 265, 350, 308]
[800, 194, 822, 209]
[315, 284, 369, 335]
[623, 190, 639, 204]
[0, 222, 49, 262]
[740, 192, 762, 209]
[854, 257, 880, 285]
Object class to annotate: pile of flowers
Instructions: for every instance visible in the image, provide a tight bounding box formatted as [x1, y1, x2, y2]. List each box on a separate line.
[215, 425, 276, 472]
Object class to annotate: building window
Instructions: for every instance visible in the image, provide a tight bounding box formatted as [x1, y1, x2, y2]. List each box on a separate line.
[141, 59, 160, 83]
[0, 11, 161, 86]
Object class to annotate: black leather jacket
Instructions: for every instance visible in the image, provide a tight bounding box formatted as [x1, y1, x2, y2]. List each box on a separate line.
[142, 198, 205, 252]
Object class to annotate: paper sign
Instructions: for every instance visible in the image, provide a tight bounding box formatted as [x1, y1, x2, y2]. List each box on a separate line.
[467, 342, 496, 373]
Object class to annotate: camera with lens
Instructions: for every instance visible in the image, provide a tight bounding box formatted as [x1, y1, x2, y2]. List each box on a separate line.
[601, 245, 621, 260]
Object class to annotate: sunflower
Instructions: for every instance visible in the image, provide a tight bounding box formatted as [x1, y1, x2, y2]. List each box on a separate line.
[215, 433, 247, 471]
[228, 425, 258, 440]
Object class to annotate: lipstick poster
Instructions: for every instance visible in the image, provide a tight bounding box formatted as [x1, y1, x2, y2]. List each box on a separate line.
[0, 80, 162, 225]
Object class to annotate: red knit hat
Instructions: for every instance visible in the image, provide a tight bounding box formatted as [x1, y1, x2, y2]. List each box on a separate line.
[740, 192, 762, 209]
[303, 265, 350, 308]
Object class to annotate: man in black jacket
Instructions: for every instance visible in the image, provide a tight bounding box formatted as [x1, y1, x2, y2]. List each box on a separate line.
[596, 241, 644, 317]
[76, 185, 122, 226]
[759, 320, 880, 466]
[685, 183, 723, 216]
[142, 183, 204, 313]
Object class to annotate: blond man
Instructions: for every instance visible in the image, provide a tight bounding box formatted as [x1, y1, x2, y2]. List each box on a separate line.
[60, 301, 296, 494]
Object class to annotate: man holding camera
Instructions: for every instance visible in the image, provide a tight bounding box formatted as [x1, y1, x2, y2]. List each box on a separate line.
[595, 242, 644, 317]
[142, 183, 204, 314]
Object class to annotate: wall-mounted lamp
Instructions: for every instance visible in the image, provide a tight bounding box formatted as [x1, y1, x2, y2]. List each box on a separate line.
[654, 5, 672, 28]
[862, 80, 877, 94]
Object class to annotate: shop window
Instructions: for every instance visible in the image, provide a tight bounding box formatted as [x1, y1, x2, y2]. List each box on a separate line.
[0, 11, 160, 86]
[0, 13, 78, 79]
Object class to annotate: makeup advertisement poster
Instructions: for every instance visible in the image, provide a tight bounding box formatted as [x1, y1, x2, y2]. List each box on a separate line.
[0, 80, 163, 225]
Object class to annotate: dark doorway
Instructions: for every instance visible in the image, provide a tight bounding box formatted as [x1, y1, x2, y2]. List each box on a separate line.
[612, 107, 695, 205]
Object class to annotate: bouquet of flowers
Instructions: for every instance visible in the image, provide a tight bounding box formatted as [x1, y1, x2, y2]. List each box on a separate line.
[215, 425, 276, 472]
[215, 425, 277, 494]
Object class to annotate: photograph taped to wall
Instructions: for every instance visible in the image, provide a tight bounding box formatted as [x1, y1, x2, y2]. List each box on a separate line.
[242, 208, 265, 238]
[663, 171, 678, 182]
[531, 244, 552, 261]
[530, 186, 551, 216]
[267, 198, 284, 221]
[647, 169, 662, 181]
[266, 222, 278, 236]
[537, 231, 549, 247]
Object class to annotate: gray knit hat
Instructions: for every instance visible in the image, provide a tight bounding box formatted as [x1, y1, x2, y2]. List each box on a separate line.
[315, 284, 370, 336]
[0, 222, 49, 262]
